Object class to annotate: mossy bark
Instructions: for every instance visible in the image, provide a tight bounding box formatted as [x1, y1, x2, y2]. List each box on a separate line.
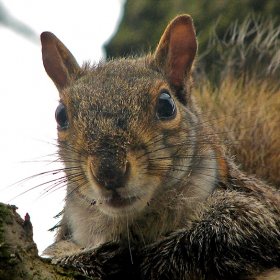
[0, 202, 90, 280]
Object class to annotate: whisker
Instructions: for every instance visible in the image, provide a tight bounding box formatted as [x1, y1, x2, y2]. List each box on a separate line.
[6, 165, 82, 200]
[126, 216, 134, 264]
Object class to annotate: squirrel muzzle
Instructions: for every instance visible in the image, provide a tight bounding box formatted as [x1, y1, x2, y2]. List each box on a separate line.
[88, 136, 130, 191]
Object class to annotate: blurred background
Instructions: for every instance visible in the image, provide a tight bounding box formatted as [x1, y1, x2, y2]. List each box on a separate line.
[0, 0, 279, 254]
[105, 0, 280, 58]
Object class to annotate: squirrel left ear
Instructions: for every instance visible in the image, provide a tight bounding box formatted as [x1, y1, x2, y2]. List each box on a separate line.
[41, 32, 81, 91]
[153, 15, 197, 104]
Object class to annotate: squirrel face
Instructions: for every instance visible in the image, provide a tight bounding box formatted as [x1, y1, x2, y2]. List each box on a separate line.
[53, 58, 200, 217]
[41, 16, 225, 247]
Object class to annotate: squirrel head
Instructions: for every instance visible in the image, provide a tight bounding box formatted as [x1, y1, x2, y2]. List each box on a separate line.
[40, 15, 215, 218]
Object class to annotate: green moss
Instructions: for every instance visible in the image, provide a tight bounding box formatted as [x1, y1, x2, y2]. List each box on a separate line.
[0, 203, 15, 245]
[0, 203, 16, 223]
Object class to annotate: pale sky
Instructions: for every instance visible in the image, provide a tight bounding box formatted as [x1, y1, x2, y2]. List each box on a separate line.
[0, 0, 125, 253]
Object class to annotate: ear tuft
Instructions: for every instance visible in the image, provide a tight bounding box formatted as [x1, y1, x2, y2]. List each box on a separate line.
[41, 32, 81, 90]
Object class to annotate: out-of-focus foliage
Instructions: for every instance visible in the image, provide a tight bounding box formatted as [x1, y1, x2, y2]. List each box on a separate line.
[195, 72, 280, 188]
[194, 15, 280, 88]
[105, 0, 280, 58]
[194, 15, 279, 188]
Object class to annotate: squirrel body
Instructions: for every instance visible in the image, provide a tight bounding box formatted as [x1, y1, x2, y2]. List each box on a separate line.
[41, 15, 280, 279]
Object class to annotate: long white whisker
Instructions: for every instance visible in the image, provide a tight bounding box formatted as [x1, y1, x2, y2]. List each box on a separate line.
[126, 215, 134, 264]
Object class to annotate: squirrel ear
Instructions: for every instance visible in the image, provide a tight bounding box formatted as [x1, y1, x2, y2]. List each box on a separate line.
[40, 32, 81, 90]
[153, 15, 197, 98]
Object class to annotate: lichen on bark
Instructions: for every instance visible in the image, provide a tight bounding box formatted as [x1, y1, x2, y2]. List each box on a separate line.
[0, 202, 88, 280]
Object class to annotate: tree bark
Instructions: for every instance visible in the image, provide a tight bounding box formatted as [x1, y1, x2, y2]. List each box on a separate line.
[0, 202, 90, 280]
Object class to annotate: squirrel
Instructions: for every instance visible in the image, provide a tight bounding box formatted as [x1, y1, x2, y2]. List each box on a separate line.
[40, 15, 280, 279]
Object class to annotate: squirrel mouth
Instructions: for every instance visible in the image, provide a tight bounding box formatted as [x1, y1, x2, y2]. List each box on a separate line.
[104, 191, 137, 208]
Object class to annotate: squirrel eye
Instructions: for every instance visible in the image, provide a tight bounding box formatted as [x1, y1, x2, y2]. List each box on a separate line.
[156, 91, 176, 120]
[55, 103, 68, 129]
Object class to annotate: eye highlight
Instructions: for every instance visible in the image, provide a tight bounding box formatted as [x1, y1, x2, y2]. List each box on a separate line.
[55, 103, 68, 130]
[156, 90, 176, 120]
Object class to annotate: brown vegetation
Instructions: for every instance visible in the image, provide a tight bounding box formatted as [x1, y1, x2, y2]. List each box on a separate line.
[194, 15, 280, 187]
[195, 76, 280, 187]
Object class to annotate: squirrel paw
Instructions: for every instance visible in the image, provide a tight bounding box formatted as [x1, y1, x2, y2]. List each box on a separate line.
[59, 242, 138, 279]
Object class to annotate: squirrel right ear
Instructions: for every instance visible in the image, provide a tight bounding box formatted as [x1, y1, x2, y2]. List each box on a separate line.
[40, 32, 81, 90]
[152, 15, 197, 104]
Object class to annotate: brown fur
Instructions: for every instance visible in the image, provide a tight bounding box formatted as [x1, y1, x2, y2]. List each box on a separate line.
[40, 15, 280, 279]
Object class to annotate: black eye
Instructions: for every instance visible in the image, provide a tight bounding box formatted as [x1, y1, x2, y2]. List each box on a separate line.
[55, 103, 68, 129]
[156, 91, 176, 120]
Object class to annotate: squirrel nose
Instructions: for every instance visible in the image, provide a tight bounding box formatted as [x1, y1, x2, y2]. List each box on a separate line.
[90, 159, 130, 190]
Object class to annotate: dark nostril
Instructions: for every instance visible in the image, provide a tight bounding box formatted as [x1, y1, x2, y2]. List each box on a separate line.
[94, 161, 131, 190]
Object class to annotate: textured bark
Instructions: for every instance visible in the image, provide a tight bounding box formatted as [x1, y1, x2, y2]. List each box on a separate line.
[0, 202, 90, 280]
